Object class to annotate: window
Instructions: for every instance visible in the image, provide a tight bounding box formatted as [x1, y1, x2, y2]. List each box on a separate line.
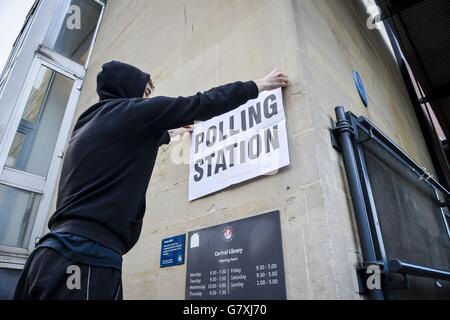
[43, 0, 103, 66]
[5, 66, 73, 177]
[0, 185, 41, 248]
[0, 0, 104, 262]
[0, 60, 79, 252]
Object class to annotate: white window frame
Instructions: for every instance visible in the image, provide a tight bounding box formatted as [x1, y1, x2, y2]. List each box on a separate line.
[40, 0, 106, 69]
[0, 0, 40, 96]
[0, 56, 83, 268]
[0, 0, 106, 269]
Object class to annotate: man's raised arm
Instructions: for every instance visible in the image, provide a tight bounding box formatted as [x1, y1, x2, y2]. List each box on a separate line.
[127, 69, 289, 134]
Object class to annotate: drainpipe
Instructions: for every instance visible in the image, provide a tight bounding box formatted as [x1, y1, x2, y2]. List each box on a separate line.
[333, 106, 384, 300]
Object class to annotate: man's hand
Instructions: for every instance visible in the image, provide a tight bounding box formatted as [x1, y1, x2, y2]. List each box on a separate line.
[170, 70, 288, 137]
[255, 68, 289, 93]
[169, 125, 194, 137]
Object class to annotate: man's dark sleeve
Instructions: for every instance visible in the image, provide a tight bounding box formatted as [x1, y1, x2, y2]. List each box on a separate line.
[158, 131, 171, 146]
[127, 81, 259, 133]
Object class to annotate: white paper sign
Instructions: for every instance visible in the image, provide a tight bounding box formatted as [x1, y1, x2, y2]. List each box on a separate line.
[188, 88, 290, 201]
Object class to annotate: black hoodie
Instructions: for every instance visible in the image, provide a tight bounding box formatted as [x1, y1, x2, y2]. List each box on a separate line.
[48, 61, 259, 254]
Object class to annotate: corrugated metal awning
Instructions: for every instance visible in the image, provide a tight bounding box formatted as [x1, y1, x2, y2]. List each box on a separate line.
[377, 0, 450, 140]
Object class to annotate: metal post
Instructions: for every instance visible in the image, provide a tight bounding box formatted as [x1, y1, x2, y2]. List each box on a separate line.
[389, 259, 450, 281]
[333, 106, 384, 300]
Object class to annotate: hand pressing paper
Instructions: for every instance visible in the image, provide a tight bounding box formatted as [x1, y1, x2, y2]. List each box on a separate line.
[169, 125, 194, 139]
[170, 129, 192, 165]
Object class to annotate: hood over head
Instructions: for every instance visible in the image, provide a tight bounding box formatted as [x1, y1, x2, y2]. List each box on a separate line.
[96, 60, 150, 100]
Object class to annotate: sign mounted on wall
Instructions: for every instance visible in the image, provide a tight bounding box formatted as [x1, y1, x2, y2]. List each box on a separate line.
[353, 70, 369, 107]
[189, 88, 290, 201]
[160, 234, 186, 268]
[185, 210, 286, 300]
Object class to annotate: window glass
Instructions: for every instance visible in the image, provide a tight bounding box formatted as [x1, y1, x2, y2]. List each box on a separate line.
[43, 0, 102, 65]
[0, 184, 41, 248]
[5, 65, 73, 177]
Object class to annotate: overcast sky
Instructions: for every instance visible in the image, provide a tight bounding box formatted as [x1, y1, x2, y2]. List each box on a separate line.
[0, 0, 35, 73]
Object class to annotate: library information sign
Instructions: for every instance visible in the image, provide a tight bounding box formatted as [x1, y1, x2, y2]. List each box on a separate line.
[185, 210, 286, 300]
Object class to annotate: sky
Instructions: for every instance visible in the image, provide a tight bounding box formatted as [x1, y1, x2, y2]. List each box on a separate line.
[0, 0, 35, 73]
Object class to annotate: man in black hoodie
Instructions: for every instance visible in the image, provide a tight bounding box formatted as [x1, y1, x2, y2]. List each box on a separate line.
[13, 61, 289, 300]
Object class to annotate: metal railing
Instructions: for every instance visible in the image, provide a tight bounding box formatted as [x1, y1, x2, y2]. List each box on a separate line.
[331, 106, 450, 299]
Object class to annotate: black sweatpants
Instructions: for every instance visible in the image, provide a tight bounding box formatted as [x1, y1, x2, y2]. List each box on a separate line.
[13, 247, 122, 300]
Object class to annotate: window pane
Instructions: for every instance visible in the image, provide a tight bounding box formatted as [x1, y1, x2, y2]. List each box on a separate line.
[22, 67, 53, 124]
[5, 66, 73, 177]
[0, 184, 41, 248]
[43, 0, 102, 65]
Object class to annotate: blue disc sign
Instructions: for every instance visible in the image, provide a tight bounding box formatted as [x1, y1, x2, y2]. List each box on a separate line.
[160, 234, 186, 268]
[353, 70, 368, 107]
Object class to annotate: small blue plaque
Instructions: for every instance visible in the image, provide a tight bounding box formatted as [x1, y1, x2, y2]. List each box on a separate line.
[160, 234, 185, 268]
[353, 70, 369, 107]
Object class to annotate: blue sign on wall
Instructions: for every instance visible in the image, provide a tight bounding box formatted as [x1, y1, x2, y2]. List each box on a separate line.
[353, 70, 369, 107]
[160, 234, 185, 268]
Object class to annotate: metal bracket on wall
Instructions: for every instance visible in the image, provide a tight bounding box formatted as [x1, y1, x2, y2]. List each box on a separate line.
[384, 272, 411, 291]
[355, 261, 385, 295]
[329, 119, 356, 153]
[388, 258, 450, 282]
[355, 261, 410, 295]
[329, 128, 342, 152]
[356, 127, 374, 145]
[438, 198, 450, 208]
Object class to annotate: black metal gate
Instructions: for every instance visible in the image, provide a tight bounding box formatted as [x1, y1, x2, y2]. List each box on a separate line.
[331, 106, 450, 299]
